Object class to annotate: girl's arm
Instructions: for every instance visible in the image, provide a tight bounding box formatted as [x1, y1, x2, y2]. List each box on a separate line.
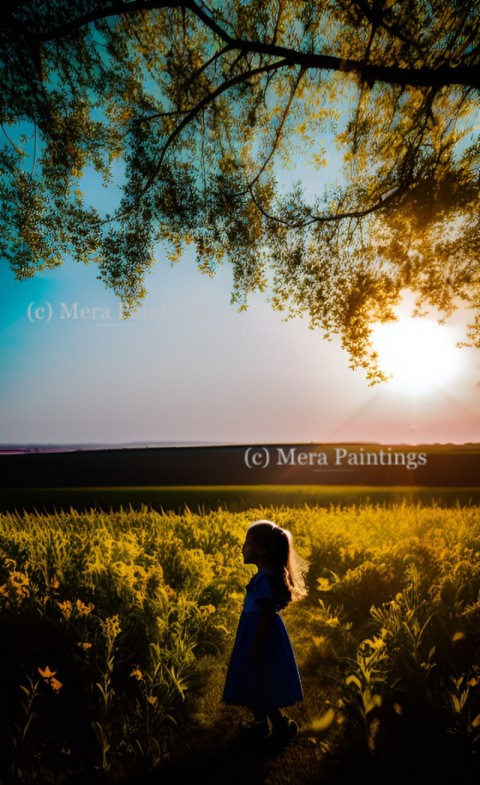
[248, 598, 275, 658]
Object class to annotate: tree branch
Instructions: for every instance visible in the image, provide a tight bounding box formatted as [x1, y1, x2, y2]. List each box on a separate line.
[244, 65, 306, 193]
[185, 0, 480, 89]
[346, 0, 426, 57]
[248, 178, 410, 230]
[12, 0, 479, 90]
[136, 42, 234, 124]
[116, 57, 291, 218]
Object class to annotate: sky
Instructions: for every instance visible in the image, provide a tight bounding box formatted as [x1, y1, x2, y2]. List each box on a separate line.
[1, 20, 480, 449]
[1, 243, 479, 447]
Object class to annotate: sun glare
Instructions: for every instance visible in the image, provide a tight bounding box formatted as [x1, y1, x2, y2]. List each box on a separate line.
[371, 317, 463, 395]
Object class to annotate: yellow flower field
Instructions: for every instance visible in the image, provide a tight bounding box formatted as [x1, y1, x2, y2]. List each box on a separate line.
[1, 502, 479, 784]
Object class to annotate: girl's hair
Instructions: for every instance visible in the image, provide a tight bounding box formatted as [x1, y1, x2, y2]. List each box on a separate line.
[248, 520, 308, 610]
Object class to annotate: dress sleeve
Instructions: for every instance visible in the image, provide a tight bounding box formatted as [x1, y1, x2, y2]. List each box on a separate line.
[252, 573, 275, 604]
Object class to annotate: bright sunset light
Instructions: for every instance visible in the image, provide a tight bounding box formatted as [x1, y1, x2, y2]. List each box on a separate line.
[372, 317, 464, 395]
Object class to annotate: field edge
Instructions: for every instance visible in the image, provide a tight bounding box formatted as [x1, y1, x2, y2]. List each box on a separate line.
[2, 484, 480, 513]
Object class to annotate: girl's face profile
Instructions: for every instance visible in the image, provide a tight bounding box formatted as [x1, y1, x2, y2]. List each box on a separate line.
[242, 530, 262, 565]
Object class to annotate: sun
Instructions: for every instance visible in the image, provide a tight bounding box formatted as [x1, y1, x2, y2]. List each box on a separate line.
[371, 317, 463, 395]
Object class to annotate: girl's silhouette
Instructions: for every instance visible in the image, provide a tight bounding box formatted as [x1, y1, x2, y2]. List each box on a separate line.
[222, 519, 308, 742]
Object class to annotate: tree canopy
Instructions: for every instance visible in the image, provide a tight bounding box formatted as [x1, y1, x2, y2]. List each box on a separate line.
[1, 0, 479, 381]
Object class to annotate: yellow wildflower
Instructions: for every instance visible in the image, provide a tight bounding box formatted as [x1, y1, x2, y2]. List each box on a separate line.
[0, 571, 30, 605]
[38, 665, 63, 692]
[325, 616, 340, 628]
[76, 599, 94, 615]
[50, 677, 63, 693]
[102, 615, 121, 639]
[317, 578, 332, 592]
[38, 665, 57, 679]
[12, 571, 29, 587]
[57, 600, 73, 618]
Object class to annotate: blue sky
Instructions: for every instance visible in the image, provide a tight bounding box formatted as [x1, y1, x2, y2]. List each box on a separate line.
[1, 241, 479, 446]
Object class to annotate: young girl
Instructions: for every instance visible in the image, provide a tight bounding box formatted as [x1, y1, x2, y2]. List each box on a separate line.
[222, 519, 308, 741]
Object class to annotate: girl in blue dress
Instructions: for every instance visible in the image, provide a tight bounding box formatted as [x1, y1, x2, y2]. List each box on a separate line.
[222, 519, 308, 741]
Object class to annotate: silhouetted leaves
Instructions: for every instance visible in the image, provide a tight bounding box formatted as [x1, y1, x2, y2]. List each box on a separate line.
[1, 1, 479, 379]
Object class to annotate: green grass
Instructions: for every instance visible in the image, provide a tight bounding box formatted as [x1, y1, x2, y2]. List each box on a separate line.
[2, 484, 480, 513]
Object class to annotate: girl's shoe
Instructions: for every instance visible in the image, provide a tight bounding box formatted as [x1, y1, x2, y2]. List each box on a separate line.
[271, 716, 299, 742]
[239, 719, 271, 740]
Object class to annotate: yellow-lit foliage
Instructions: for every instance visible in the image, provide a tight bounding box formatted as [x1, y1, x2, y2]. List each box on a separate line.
[1, 2, 479, 380]
[1, 501, 479, 781]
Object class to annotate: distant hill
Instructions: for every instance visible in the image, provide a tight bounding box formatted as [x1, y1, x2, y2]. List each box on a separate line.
[1, 442, 479, 488]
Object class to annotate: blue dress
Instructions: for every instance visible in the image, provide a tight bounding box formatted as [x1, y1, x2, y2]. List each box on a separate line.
[222, 571, 303, 710]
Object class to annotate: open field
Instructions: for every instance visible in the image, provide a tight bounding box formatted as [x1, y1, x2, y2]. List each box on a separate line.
[1, 501, 480, 784]
[1, 443, 479, 493]
[2, 484, 480, 514]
